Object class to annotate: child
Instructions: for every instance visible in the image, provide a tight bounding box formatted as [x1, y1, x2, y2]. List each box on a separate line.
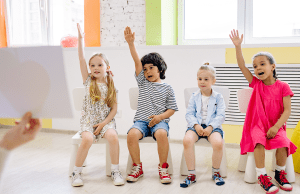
[230, 29, 297, 193]
[71, 24, 124, 187]
[180, 63, 226, 188]
[124, 26, 178, 184]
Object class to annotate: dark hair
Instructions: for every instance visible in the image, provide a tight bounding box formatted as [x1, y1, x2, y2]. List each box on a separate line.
[253, 52, 277, 80]
[141, 52, 167, 79]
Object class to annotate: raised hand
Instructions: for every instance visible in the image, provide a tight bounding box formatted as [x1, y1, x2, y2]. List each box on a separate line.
[124, 26, 135, 44]
[77, 23, 84, 39]
[229, 29, 243, 47]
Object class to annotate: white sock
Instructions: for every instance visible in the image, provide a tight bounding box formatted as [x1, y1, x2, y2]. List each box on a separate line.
[73, 166, 83, 173]
[275, 165, 286, 172]
[212, 167, 220, 174]
[256, 167, 267, 177]
[188, 170, 196, 175]
[111, 164, 119, 172]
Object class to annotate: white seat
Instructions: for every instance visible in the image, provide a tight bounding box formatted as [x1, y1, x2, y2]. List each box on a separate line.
[237, 88, 295, 183]
[69, 87, 111, 176]
[126, 87, 173, 175]
[180, 86, 229, 177]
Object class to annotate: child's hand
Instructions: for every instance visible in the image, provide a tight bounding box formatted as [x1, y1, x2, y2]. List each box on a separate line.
[267, 126, 280, 139]
[194, 124, 204, 136]
[93, 123, 105, 136]
[229, 29, 243, 47]
[0, 112, 42, 150]
[148, 115, 162, 128]
[203, 125, 213, 136]
[77, 23, 84, 39]
[124, 26, 135, 44]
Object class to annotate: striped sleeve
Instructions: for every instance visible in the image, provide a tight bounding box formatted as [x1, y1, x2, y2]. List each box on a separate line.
[166, 85, 178, 111]
[135, 70, 146, 86]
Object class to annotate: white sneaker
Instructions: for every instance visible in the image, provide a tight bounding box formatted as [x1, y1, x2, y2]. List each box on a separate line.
[71, 172, 83, 187]
[111, 170, 125, 186]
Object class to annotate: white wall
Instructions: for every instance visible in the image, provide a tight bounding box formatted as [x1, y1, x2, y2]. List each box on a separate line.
[52, 45, 225, 140]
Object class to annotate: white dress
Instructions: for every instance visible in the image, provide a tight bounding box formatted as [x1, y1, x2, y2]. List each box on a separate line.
[79, 75, 116, 141]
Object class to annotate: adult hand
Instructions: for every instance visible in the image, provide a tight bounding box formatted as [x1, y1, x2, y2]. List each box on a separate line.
[93, 122, 105, 136]
[229, 29, 243, 47]
[0, 112, 42, 150]
[203, 125, 213, 137]
[267, 126, 279, 139]
[124, 26, 135, 44]
[148, 115, 162, 128]
[194, 124, 204, 136]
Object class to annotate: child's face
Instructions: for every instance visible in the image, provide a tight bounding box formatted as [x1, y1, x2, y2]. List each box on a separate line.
[143, 63, 161, 83]
[89, 56, 107, 79]
[197, 70, 216, 95]
[253, 56, 275, 81]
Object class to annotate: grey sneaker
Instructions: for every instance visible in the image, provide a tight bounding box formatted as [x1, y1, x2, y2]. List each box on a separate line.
[71, 172, 83, 187]
[111, 170, 125, 186]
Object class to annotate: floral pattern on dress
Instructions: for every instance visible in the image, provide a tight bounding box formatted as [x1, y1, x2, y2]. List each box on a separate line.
[79, 75, 116, 142]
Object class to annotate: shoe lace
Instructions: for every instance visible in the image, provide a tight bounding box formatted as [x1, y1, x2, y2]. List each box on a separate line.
[73, 172, 82, 180]
[158, 166, 170, 177]
[259, 175, 273, 188]
[187, 174, 195, 181]
[279, 170, 289, 184]
[130, 165, 141, 176]
[112, 170, 123, 180]
[213, 172, 223, 181]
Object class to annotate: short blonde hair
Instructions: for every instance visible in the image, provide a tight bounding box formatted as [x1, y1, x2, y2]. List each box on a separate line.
[198, 62, 216, 78]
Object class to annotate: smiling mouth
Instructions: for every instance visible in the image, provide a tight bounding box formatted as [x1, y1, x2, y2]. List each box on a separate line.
[258, 72, 264, 75]
[148, 75, 153, 78]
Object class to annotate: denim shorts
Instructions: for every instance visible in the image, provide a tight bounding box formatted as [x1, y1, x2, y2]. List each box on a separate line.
[186, 124, 223, 141]
[128, 120, 169, 140]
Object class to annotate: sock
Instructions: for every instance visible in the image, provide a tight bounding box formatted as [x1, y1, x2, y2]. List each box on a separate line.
[188, 169, 196, 175]
[212, 167, 220, 174]
[73, 166, 83, 173]
[111, 164, 119, 172]
[256, 167, 267, 177]
[275, 165, 286, 172]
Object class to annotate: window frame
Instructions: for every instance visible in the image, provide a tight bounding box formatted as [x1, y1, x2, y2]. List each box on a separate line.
[179, 0, 300, 45]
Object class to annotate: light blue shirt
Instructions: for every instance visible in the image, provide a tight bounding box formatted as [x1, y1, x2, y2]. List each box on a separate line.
[185, 89, 226, 130]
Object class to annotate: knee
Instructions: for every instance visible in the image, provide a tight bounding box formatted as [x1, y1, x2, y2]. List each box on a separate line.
[183, 136, 194, 149]
[81, 135, 93, 148]
[255, 143, 264, 149]
[127, 129, 140, 144]
[154, 129, 167, 140]
[212, 141, 223, 151]
[106, 131, 119, 144]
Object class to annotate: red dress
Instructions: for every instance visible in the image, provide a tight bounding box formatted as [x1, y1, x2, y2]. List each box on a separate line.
[240, 77, 297, 156]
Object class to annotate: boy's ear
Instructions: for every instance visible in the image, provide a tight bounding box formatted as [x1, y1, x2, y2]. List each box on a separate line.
[212, 78, 216, 85]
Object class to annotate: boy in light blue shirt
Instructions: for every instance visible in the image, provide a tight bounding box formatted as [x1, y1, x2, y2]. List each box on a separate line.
[180, 63, 226, 187]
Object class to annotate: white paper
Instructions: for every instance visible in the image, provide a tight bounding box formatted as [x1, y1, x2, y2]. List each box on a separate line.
[0, 46, 73, 118]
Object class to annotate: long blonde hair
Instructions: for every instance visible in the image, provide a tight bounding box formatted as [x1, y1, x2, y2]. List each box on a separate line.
[89, 53, 116, 107]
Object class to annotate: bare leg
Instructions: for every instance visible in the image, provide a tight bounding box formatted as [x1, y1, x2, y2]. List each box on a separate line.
[254, 143, 265, 168]
[103, 128, 119, 165]
[276, 147, 288, 166]
[183, 130, 198, 170]
[208, 132, 223, 169]
[75, 131, 93, 167]
[154, 129, 169, 167]
[127, 128, 143, 164]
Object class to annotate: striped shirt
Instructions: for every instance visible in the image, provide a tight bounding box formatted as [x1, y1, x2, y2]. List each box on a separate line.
[134, 70, 178, 123]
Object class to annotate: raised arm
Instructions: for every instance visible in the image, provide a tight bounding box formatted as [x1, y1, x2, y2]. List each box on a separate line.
[229, 29, 253, 84]
[77, 23, 89, 83]
[124, 26, 142, 76]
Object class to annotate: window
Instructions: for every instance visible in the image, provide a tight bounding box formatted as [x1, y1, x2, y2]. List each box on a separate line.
[179, 0, 300, 45]
[5, 0, 84, 46]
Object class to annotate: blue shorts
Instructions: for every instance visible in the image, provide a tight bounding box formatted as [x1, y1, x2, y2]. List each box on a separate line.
[128, 120, 169, 141]
[186, 124, 223, 141]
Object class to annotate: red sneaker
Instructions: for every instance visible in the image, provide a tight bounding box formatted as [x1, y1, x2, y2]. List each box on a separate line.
[158, 163, 171, 184]
[126, 163, 143, 182]
[274, 170, 293, 191]
[258, 174, 279, 194]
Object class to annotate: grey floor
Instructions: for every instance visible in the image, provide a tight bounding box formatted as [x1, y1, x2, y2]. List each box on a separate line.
[0, 128, 299, 194]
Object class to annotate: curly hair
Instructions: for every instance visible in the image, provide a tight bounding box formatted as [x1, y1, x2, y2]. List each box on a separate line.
[141, 52, 167, 79]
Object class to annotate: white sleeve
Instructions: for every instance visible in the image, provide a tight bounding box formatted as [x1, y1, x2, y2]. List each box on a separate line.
[0, 147, 11, 181]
